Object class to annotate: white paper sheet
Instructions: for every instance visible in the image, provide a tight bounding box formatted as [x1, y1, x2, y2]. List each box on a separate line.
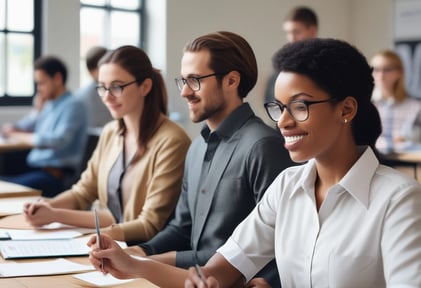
[0, 258, 94, 277]
[73, 271, 134, 287]
[5, 229, 83, 240]
[0, 223, 96, 241]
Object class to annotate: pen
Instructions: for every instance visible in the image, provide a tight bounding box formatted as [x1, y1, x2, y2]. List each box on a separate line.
[195, 264, 206, 285]
[94, 209, 104, 271]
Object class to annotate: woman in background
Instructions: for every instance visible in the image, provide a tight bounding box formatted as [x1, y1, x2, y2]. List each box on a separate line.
[371, 49, 421, 153]
[24, 45, 191, 243]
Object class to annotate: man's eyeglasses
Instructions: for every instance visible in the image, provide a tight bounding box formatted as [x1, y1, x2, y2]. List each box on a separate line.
[96, 80, 138, 98]
[175, 73, 227, 92]
[264, 97, 337, 122]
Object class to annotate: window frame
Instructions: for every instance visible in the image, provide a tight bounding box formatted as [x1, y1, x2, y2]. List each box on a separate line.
[0, 0, 41, 106]
[80, 1, 144, 48]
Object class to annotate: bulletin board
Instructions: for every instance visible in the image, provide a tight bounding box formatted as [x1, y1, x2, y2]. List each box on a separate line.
[394, 0, 421, 99]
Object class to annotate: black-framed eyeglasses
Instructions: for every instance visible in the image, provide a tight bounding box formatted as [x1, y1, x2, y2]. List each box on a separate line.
[96, 80, 138, 98]
[264, 97, 337, 122]
[174, 72, 227, 92]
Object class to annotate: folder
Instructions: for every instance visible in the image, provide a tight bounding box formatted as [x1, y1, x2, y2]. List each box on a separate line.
[0, 238, 90, 259]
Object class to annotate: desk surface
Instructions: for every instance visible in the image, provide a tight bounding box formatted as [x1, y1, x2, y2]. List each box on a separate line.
[0, 138, 32, 152]
[0, 180, 41, 198]
[0, 257, 158, 288]
[390, 151, 421, 163]
[0, 214, 158, 287]
[382, 150, 421, 164]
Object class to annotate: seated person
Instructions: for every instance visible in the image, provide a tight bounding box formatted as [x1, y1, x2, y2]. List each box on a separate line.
[1, 56, 88, 197]
[23, 46, 191, 243]
[74, 46, 113, 131]
[88, 39, 421, 288]
[371, 49, 421, 153]
[88, 31, 297, 287]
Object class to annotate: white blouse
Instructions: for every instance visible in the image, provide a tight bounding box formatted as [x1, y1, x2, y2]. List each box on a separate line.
[218, 147, 421, 288]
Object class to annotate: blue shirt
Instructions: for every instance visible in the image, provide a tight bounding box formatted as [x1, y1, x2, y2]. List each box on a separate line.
[27, 91, 88, 170]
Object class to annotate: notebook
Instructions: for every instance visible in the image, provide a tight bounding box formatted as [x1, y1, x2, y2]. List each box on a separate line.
[0, 238, 90, 259]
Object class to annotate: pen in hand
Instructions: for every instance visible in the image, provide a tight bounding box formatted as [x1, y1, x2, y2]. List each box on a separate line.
[94, 209, 104, 271]
[195, 264, 206, 285]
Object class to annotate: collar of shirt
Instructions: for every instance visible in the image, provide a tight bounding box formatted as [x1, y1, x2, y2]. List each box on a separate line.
[290, 146, 378, 210]
[200, 102, 254, 141]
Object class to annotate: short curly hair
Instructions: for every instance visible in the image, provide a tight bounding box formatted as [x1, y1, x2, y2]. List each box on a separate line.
[272, 38, 381, 148]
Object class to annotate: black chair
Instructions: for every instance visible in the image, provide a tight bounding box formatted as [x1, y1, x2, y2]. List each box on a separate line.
[79, 133, 100, 174]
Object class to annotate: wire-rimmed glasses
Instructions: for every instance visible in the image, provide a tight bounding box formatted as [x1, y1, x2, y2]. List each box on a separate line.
[175, 73, 227, 91]
[96, 80, 138, 98]
[264, 98, 337, 122]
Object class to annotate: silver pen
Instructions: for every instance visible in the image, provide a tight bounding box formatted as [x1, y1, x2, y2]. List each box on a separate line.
[94, 209, 104, 271]
[195, 264, 206, 285]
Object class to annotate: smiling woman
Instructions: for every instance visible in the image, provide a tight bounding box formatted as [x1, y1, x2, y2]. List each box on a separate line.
[23, 46, 191, 244]
[182, 38, 421, 288]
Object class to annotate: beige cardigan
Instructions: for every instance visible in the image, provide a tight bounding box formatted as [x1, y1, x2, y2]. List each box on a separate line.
[64, 115, 190, 242]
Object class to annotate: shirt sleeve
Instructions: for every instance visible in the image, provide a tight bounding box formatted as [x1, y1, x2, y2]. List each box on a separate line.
[33, 99, 87, 148]
[13, 110, 38, 131]
[382, 183, 421, 287]
[217, 179, 280, 283]
[247, 135, 295, 202]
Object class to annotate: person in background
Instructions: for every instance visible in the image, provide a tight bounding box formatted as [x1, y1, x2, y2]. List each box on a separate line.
[88, 31, 295, 287]
[1, 56, 88, 197]
[371, 49, 421, 154]
[75, 46, 113, 131]
[264, 6, 318, 104]
[23, 46, 191, 244]
[90, 38, 421, 288]
[1, 93, 47, 135]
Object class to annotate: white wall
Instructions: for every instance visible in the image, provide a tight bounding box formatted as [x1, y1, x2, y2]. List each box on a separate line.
[0, 0, 396, 138]
[148, 0, 394, 137]
[42, 0, 80, 90]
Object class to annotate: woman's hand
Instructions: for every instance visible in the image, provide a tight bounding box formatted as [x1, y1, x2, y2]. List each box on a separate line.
[87, 233, 140, 279]
[184, 266, 220, 288]
[23, 199, 55, 227]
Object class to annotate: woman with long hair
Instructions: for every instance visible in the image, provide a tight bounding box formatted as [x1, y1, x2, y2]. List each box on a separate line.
[24, 46, 191, 243]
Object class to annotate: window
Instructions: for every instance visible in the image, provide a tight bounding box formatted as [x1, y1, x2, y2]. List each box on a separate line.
[0, 0, 40, 106]
[80, 0, 143, 86]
